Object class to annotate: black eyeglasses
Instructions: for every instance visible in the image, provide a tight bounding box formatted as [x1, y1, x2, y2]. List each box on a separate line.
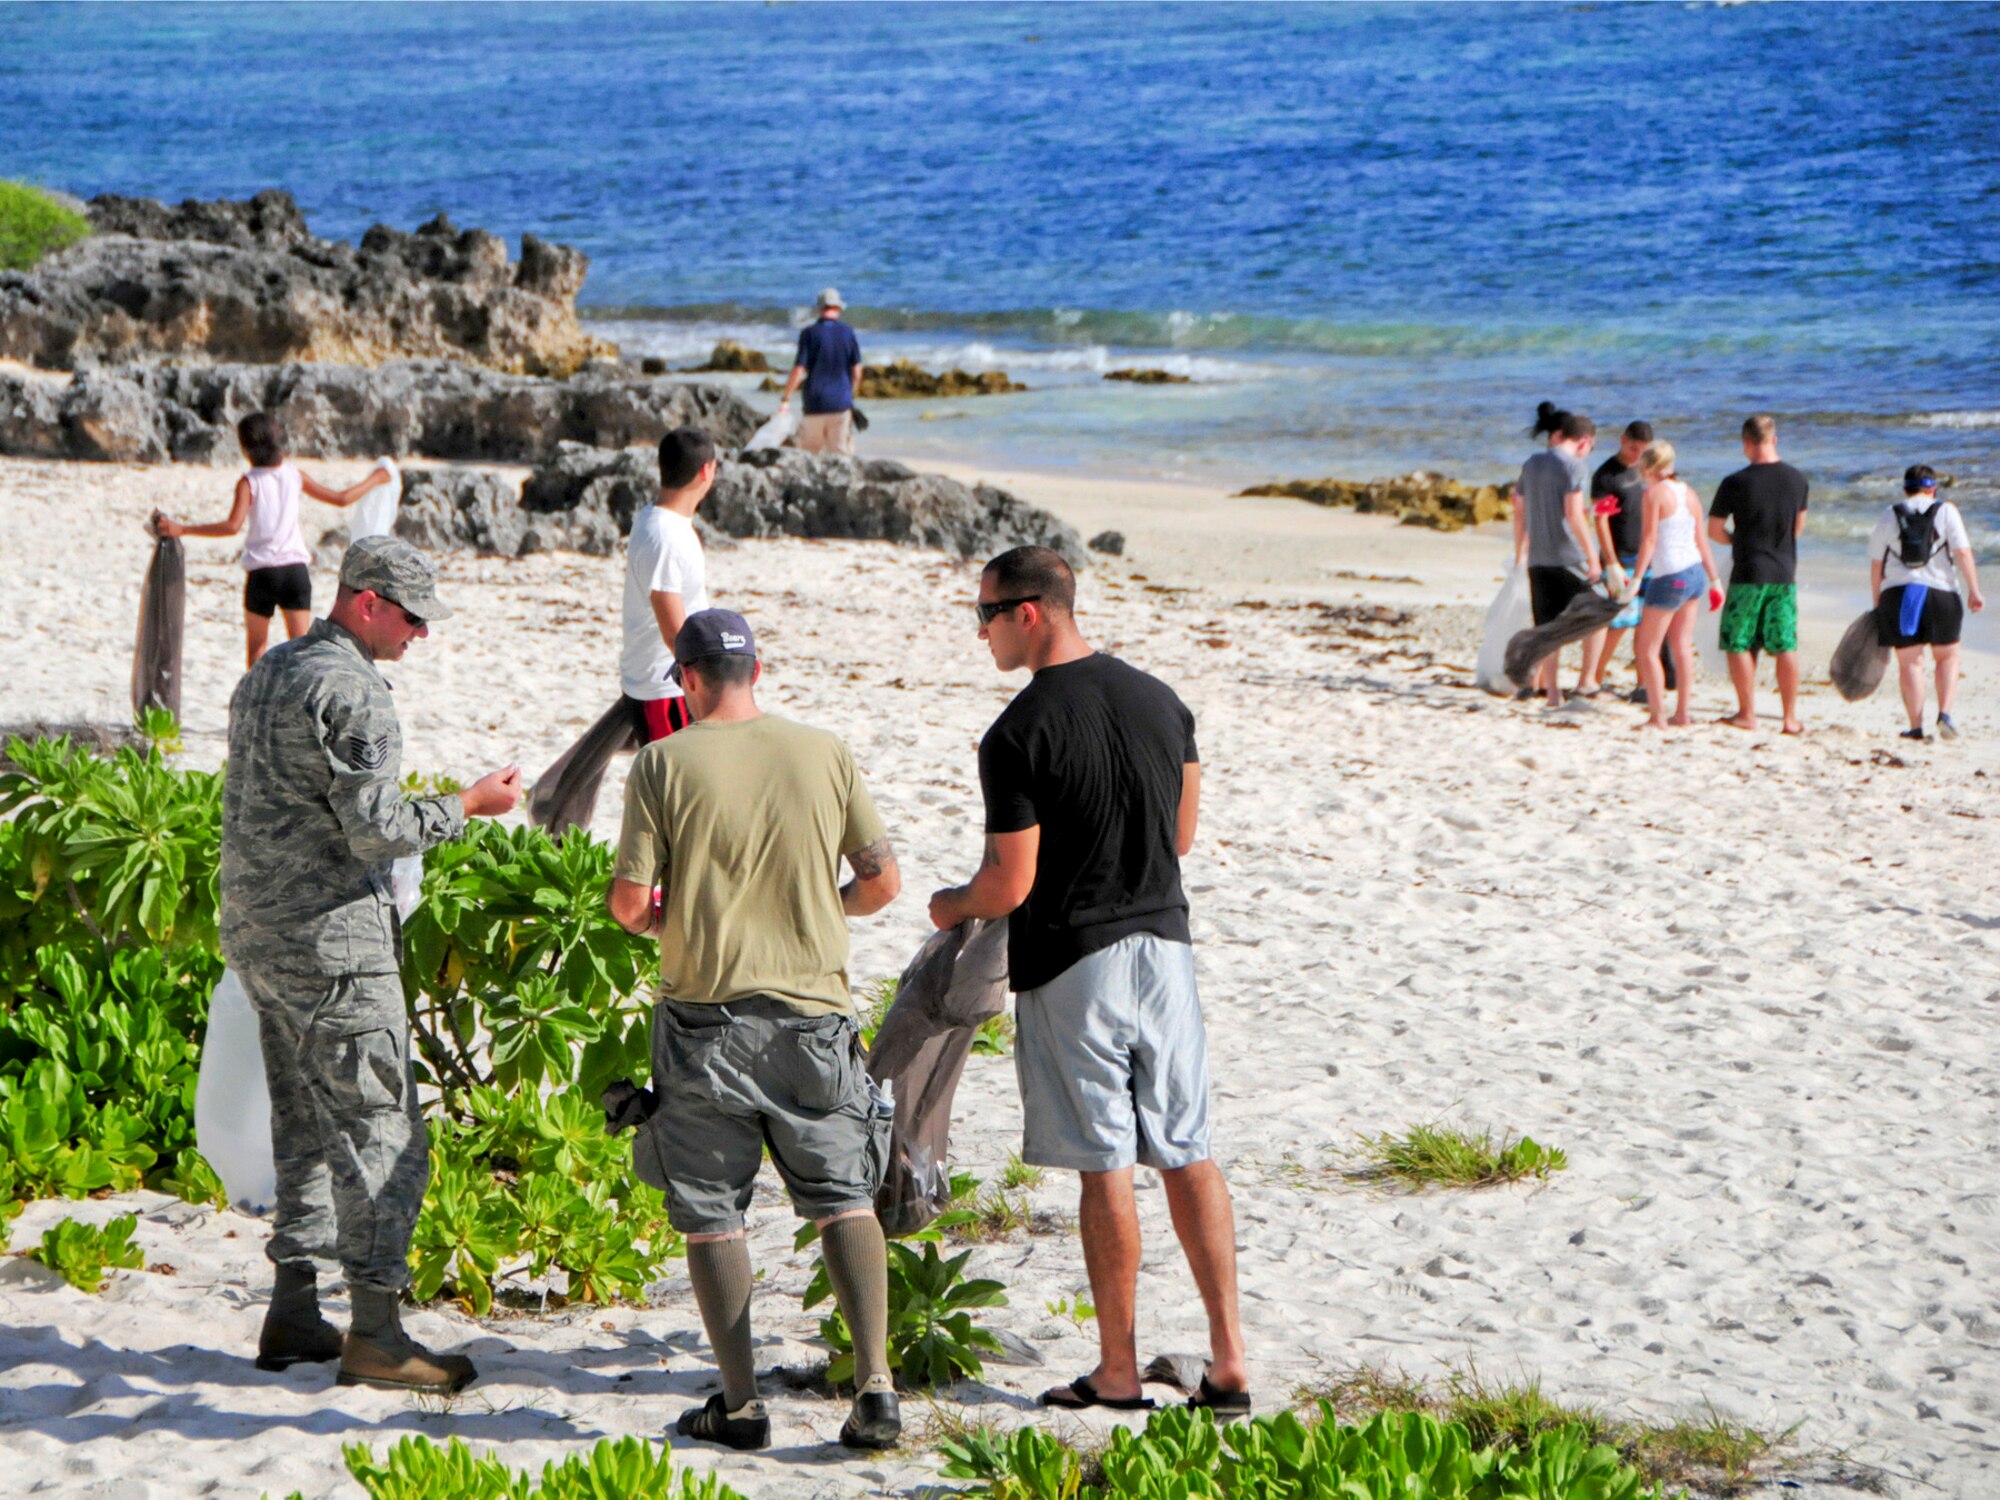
[975, 595, 1040, 625]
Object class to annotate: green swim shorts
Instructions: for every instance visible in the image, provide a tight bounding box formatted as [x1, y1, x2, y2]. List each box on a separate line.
[1718, 582, 1798, 654]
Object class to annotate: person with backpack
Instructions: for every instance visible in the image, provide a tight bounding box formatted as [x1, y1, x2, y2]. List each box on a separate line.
[1871, 465, 1984, 741]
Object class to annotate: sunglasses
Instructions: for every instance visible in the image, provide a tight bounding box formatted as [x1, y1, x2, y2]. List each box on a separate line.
[975, 595, 1040, 625]
[390, 599, 427, 630]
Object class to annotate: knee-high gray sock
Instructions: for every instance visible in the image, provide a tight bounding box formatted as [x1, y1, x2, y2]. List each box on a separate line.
[688, 1236, 759, 1408]
[820, 1215, 892, 1391]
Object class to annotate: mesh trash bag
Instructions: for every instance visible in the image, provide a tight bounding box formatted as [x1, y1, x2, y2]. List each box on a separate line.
[1830, 608, 1890, 701]
[1504, 585, 1622, 689]
[867, 917, 1009, 1238]
[132, 529, 186, 722]
[1474, 566, 1533, 695]
[527, 700, 640, 841]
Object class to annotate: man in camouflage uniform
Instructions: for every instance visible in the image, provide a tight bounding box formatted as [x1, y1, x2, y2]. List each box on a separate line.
[221, 535, 521, 1393]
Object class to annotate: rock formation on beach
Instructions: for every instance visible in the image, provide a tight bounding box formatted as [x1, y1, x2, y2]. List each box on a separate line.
[1238, 472, 1514, 532]
[0, 360, 760, 465]
[759, 359, 1026, 400]
[1104, 368, 1190, 384]
[394, 443, 1088, 567]
[687, 340, 772, 373]
[0, 190, 613, 375]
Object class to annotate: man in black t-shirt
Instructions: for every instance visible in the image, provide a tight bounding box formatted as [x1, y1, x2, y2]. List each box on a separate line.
[1708, 413, 1810, 733]
[930, 546, 1249, 1417]
[1589, 419, 1673, 698]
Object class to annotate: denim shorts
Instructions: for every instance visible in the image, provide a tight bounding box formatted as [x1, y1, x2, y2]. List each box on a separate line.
[1014, 934, 1212, 1173]
[1642, 563, 1706, 611]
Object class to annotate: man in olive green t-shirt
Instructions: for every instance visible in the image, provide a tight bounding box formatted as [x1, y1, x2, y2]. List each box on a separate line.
[606, 609, 903, 1455]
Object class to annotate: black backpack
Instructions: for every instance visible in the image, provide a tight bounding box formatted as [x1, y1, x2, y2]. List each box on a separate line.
[1890, 503, 1944, 568]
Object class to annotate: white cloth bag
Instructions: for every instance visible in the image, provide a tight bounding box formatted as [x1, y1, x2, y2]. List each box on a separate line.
[1475, 564, 1533, 695]
[194, 855, 425, 1214]
[346, 457, 402, 540]
[744, 406, 801, 452]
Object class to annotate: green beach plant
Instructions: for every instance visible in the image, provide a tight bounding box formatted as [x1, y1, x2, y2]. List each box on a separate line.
[265, 1433, 748, 1500]
[798, 1217, 1008, 1389]
[0, 180, 89, 271]
[941, 1404, 1674, 1500]
[27, 1213, 144, 1293]
[1347, 1118, 1567, 1188]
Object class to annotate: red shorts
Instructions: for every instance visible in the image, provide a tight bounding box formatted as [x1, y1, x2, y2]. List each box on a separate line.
[624, 693, 692, 745]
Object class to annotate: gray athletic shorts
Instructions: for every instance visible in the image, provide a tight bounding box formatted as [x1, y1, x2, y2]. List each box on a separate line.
[1014, 934, 1212, 1173]
[633, 996, 889, 1235]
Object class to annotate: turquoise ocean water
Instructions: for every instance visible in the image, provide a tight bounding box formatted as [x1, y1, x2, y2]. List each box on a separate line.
[5, 1, 1998, 565]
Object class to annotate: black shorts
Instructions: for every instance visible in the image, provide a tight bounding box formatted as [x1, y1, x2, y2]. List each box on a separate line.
[1877, 585, 1964, 648]
[244, 563, 312, 618]
[1527, 565, 1588, 627]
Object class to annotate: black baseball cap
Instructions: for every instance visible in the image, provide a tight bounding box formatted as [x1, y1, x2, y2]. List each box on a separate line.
[670, 608, 757, 682]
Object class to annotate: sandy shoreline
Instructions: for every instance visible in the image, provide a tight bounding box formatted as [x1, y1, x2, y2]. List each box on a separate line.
[4, 451, 1999, 1498]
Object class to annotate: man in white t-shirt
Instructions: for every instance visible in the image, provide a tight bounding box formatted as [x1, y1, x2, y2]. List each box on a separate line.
[1870, 464, 1984, 742]
[621, 428, 717, 742]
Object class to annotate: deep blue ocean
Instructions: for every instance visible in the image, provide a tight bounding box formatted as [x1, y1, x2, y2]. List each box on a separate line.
[5, 1, 1998, 555]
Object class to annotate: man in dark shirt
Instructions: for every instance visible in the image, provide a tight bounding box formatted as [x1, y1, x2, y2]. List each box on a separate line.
[930, 546, 1250, 1417]
[780, 288, 864, 455]
[1708, 413, 1810, 733]
[1589, 419, 1669, 698]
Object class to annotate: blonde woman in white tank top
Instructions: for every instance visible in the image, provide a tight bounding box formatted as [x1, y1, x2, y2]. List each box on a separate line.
[1622, 441, 1723, 730]
[156, 412, 394, 668]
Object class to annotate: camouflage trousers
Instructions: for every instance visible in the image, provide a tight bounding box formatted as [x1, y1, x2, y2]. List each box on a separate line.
[237, 963, 429, 1294]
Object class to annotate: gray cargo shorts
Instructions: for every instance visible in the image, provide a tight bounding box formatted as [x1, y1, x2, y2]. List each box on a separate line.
[632, 995, 889, 1235]
[1015, 934, 1213, 1174]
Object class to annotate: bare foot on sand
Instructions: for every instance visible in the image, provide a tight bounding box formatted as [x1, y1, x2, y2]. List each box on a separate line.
[1782, 720, 1806, 735]
[1635, 719, 1666, 732]
[1669, 713, 1694, 728]
[1717, 714, 1758, 730]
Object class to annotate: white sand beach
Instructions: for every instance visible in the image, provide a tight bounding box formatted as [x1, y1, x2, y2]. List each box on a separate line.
[4, 452, 1998, 1498]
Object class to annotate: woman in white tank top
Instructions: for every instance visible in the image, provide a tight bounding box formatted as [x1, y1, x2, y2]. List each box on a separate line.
[1622, 440, 1723, 730]
[156, 412, 394, 668]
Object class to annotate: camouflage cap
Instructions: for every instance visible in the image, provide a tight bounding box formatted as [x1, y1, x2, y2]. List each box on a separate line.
[339, 535, 455, 621]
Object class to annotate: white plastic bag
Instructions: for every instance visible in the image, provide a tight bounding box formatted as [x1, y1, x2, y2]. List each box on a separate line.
[744, 405, 801, 452]
[347, 457, 402, 540]
[1475, 564, 1533, 695]
[194, 969, 277, 1215]
[193, 855, 422, 1217]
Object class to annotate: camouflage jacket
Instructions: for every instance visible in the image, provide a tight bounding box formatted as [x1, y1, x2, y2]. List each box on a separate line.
[220, 618, 465, 975]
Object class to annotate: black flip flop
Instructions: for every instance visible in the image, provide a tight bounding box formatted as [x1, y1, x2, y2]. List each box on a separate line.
[1186, 1373, 1252, 1417]
[1040, 1375, 1155, 1412]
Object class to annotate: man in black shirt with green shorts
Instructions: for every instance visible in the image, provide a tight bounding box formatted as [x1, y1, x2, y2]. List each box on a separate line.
[1708, 414, 1810, 733]
[930, 546, 1250, 1417]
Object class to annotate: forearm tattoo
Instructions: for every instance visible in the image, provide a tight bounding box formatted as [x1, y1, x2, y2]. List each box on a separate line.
[848, 837, 895, 880]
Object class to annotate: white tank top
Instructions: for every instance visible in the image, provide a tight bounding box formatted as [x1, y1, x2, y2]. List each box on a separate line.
[1652, 481, 1702, 575]
[241, 461, 311, 571]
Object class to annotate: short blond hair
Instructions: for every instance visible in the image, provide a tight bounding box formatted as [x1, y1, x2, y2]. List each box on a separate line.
[1639, 440, 1677, 478]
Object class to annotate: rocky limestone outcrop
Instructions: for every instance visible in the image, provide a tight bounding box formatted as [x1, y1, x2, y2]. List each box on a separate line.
[392, 443, 1086, 567]
[0, 360, 759, 465]
[0, 191, 612, 375]
[688, 340, 772, 373]
[1104, 368, 1190, 384]
[758, 359, 1025, 400]
[1237, 472, 1514, 532]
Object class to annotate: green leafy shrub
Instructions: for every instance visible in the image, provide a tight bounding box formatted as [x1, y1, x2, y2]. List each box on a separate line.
[28, 1213, 144, 1293]
[798, 1219, 1007, 1389]
[1348, 1119, 1568, 1188]
[0, 181, 89, 272]
[264, 1433, 748, 1500]
[941, 1405, 1671, 1500]
[0, 728, 677, 1311]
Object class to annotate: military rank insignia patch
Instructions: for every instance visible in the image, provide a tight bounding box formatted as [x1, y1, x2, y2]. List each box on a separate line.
[343, 733, 392, 771]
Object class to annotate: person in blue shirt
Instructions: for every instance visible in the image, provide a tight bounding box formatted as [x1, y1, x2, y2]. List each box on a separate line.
[780, 288, 865, 454]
